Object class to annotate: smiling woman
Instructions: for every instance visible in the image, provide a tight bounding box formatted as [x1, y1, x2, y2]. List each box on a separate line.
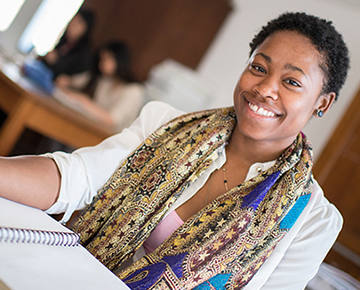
[232, 30, 335, 158]
[0, 12, 351, 290]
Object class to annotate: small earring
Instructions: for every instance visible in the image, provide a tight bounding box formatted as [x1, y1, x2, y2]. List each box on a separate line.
[316, 109, 324, 118]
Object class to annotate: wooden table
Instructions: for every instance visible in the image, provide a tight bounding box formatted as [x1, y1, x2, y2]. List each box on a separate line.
[0, 63, 114, 156]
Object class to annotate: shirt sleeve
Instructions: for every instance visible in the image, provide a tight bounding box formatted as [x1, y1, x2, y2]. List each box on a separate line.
[44, 101, 184, 222]
[244, 179, 343, 290]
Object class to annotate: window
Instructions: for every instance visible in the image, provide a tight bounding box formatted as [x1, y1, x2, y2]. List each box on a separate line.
[18, 0, 84, 55]
[0, 0, 25, 31]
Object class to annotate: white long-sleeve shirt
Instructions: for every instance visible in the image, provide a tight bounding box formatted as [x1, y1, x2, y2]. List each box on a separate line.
[44, 101, 342, 289]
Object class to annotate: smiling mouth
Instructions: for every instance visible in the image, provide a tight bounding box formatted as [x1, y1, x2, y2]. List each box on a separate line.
[248, 101, 276, 117]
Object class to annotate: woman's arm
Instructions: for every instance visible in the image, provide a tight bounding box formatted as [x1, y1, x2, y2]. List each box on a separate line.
[57, 88, 114, 126]
[0, 156, 60, 210]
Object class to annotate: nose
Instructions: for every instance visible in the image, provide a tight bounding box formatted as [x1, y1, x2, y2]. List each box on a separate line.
[253, 77, 279, 101]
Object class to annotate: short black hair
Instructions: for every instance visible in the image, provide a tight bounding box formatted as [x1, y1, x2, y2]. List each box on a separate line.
[249, 12, 350, 100]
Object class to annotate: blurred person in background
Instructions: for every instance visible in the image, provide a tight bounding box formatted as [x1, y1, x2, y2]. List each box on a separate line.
[55, 41, 145, 132]
[39, 8, 95, 89]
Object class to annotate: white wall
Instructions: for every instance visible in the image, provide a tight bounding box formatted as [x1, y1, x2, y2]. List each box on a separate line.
[197, 0, 360, 160]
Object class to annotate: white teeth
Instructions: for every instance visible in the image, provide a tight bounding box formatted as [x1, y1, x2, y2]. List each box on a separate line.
[248, 102, 275, 117]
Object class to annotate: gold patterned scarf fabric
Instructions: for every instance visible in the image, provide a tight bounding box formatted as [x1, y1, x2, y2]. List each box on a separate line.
[72, 107, 313, 289]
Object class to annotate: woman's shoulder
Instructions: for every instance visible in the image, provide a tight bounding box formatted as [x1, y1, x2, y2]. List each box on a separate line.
[127, 101, 185, 138]
[140, 101, 185, 121]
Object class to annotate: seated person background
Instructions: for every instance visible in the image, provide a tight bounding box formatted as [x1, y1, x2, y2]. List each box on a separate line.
[38, 8, 95, 89]
[55, 41, 145, 132]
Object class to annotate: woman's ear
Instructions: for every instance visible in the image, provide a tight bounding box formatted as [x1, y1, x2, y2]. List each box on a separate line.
[313, 92, 336, 118]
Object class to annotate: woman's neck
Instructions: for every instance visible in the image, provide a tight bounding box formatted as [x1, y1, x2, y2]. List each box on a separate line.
[227, 126, 295, 167]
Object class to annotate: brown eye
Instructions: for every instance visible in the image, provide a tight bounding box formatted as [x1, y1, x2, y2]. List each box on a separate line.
[251, 65, 266, 74]
[285, 79, 301, 87]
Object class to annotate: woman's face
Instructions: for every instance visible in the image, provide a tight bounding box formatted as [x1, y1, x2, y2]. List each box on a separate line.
[98, 50, 117, 77]
[65, 14, 88, 42]
[233, 30, 335, 147]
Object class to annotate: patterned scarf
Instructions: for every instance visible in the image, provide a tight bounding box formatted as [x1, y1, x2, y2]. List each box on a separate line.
[72, 107, 313, 289]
